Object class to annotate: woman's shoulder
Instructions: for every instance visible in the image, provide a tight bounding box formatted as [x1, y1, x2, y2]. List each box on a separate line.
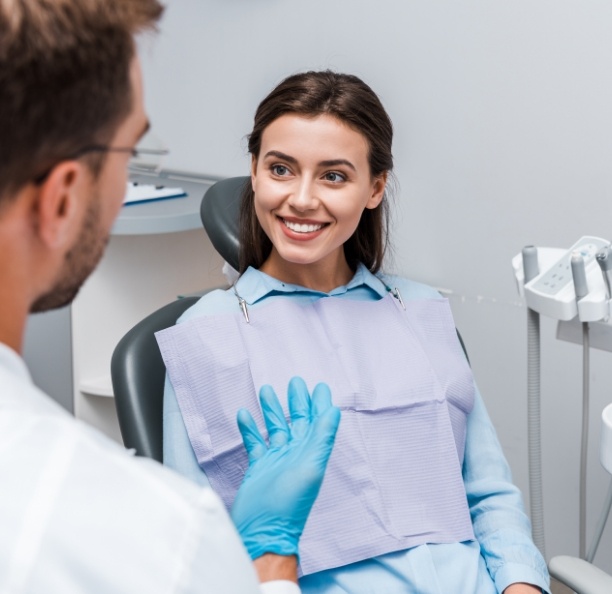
[177, 286, 237, 324]
[377, 272, 445, 302]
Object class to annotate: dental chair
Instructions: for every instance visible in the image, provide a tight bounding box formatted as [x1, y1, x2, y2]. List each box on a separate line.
[548, 403, 612, 594]
[111, 295, 199, 462]
[549, 557, 612, 594]
[111, 176, 247, 461]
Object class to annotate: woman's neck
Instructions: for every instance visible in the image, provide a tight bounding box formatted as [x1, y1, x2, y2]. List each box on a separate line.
[259, 251, 354, 293]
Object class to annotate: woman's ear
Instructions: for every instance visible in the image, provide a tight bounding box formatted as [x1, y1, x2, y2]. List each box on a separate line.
[34, 161, 86, 248]
[365, 172, 388, 210]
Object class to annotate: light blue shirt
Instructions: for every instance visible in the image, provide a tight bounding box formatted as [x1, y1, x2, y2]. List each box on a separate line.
[163, 264, 550, 594]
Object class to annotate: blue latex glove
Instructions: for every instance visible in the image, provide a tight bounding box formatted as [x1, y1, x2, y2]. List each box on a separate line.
[231, 376, 341, 561]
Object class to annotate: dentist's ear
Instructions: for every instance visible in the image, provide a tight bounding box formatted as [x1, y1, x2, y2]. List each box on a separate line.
[34, 161, 86, 249]
[365, 171, 388, 210]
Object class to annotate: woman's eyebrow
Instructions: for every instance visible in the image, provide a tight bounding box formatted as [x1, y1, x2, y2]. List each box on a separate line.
[263, 150, 297, 164]
[263, 151, 356, 172]
[318, 159, 356, 172]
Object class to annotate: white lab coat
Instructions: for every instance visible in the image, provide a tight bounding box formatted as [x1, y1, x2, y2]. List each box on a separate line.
[0, 343, 298, 594]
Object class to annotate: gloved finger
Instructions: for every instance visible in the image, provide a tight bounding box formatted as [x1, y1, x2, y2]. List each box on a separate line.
[259, 384, 290, 448]
[288, 376, 311, 439]
[311, 382, 334, 417]
[310, 404, 341, 459]
[237, 408, 268, 464]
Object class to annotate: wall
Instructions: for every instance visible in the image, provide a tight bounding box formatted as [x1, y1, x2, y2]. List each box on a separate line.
[140, 0, 612, 570]
[24, 307, 73, 412]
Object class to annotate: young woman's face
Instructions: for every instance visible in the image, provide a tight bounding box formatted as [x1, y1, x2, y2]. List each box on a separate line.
[251, 113, 385, 286]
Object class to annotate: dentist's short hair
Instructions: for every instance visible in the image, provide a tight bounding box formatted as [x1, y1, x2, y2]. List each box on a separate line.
[0, 0, 163, 201]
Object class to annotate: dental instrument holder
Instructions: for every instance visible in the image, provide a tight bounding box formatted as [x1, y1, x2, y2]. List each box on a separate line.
[514, 237, 611, 323]
[571, 254, 590, 302]
[596, 246, 612, 301]
[513, 236, 612, 562]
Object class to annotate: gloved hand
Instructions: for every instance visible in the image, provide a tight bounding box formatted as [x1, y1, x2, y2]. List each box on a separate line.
[231, 376, 341, 561]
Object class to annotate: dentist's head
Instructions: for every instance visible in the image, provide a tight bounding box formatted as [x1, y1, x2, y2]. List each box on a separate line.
[0, 0, 162, 322]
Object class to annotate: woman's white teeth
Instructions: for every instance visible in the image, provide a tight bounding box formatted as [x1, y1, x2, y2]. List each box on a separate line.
[283, 219, 324, 233]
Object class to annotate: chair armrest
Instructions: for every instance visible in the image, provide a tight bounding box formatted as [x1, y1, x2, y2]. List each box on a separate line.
[549, 555, 612, 594]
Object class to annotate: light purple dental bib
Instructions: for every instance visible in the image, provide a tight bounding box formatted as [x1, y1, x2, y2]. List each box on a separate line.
[156, 293, 475, 575]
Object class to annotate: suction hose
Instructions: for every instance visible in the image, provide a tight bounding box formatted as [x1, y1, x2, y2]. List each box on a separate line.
[523, 246, 546, 557]
[571, 253, 590, 559]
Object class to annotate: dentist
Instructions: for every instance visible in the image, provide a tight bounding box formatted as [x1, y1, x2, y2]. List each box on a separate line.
[0, 2, 340, 593]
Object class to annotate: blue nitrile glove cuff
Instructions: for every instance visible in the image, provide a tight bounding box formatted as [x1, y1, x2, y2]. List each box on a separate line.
[236, 525, 298, 560]
[231, 377, 341, 561]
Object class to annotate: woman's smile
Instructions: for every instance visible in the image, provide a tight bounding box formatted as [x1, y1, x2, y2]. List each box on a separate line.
[279, 216, 329, 237]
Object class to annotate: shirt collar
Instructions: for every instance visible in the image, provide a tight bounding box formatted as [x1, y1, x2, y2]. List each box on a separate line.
[0, 341, 32, 383]
[234, 263, 389, 305]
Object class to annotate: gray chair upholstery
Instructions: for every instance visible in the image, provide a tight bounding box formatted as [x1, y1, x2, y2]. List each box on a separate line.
[111, 296, 199, 462]
[200, 176, 248, 272]
[111, 176, 247, 461]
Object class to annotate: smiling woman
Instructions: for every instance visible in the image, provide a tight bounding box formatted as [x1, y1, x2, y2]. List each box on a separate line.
[158, 70, 550, 594]
[239, 71, 393, 280]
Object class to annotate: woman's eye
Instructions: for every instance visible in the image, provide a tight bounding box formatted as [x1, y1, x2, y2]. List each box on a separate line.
[271, 164, 290, 176]
[323, 171, 345, 183]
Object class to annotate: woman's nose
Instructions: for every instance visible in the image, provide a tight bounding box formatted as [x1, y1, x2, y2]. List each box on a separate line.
[287, 179, 318, 212]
